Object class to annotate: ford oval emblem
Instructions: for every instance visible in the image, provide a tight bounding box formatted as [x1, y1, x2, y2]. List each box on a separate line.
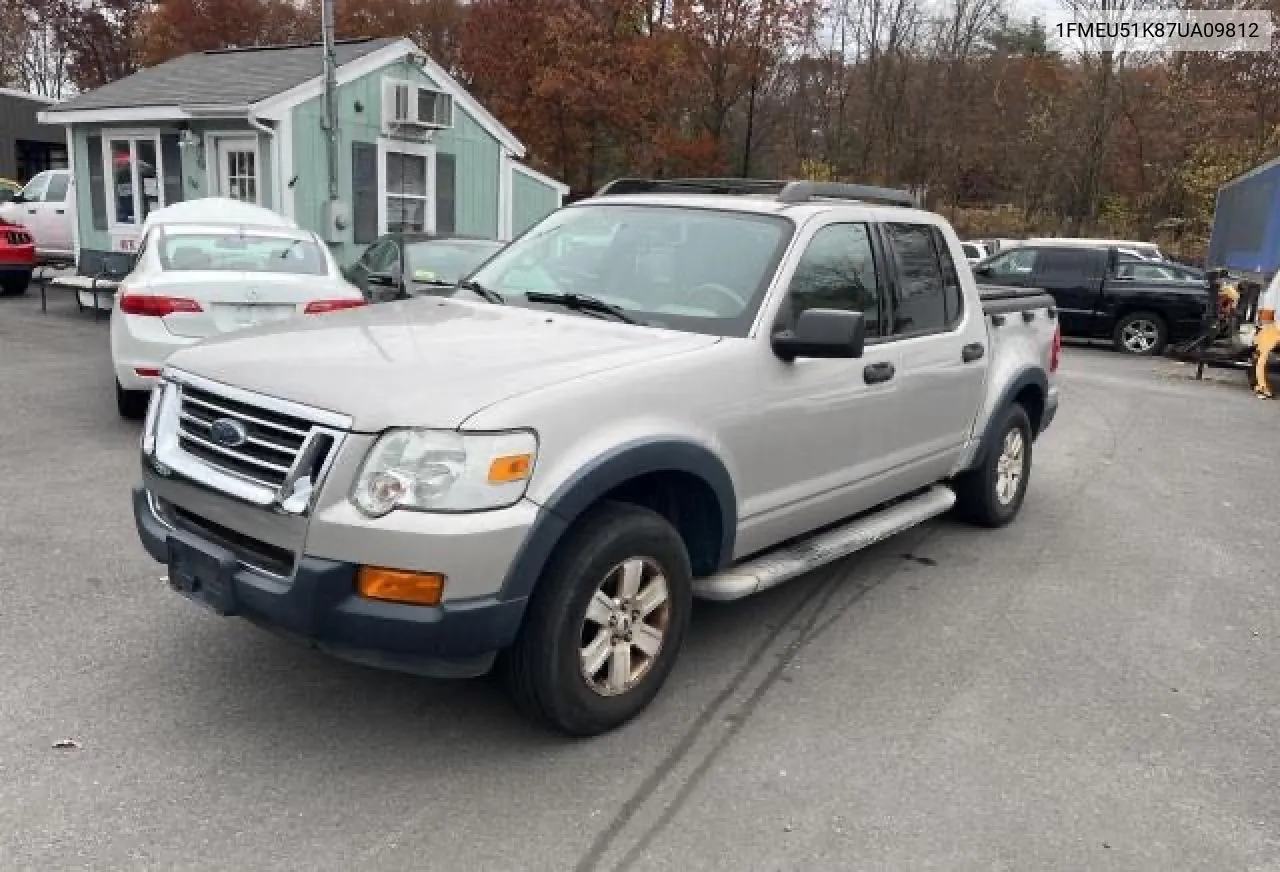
[209, 418, 249, 448]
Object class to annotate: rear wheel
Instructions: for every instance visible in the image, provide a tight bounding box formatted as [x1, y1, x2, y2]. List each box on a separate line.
[503, 501, 693, 736]
[1113, 311, 1168, 356]
[953, 403, 1033, 528]
[116, 380, 149, 420]
[0, 271, 30, 296]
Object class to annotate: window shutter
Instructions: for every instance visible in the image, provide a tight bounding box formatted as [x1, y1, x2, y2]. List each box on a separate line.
[436, 153, 456, 234]
[86, 134, 107, 231]
[160, 134, 184, 206]
[352, 141, 378, 244]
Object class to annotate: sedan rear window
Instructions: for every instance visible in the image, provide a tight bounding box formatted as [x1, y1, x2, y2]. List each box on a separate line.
[159, 232, 328, 275]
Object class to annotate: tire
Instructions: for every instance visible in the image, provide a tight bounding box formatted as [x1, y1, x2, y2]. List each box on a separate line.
[503, 501, 693, 736]
[116, 380, 149, 420]
[1113, 310, 1168, 356]
[0, 272, 30, 296]
[953, 403, 1033, 528]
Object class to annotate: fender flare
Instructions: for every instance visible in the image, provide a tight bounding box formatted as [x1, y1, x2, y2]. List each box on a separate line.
[498, 439, 738, 602]
[974, 368, 1048, 467]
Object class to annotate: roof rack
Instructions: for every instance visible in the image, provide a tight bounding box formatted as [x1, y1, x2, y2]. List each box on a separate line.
[594, 177, 917, 208]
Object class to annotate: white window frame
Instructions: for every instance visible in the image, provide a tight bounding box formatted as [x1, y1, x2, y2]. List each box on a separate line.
[101, 128, 164, 230]
[204, 132, 262, 206]
[376, 136, 436, 236]
[381, 76, 454, 132]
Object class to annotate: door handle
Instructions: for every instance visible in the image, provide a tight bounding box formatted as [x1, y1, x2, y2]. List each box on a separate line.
[962, 342, 985, 362]
[26, 208, 36, 214]
[863, 361, 895, 384]
[55, 209, 65, 214]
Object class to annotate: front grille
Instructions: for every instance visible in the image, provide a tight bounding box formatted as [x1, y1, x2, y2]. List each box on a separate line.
[160, 499, 296, 577]
[6, 230, 31, 245]
[177, 384, 315, 489]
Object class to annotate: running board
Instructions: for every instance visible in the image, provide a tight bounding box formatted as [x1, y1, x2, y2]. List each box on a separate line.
[692, 485, 956, 601]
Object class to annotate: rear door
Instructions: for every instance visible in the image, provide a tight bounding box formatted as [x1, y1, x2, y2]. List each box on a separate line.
[877, 221, 989, 486]
[1032, 247, 1108, 336]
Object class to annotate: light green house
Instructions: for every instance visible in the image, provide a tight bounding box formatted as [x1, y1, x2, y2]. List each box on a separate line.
[38, 37, 567, 274]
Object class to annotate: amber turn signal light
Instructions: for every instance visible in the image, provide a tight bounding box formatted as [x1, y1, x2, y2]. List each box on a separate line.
[488, 453, 533, 483]
[357, 567, 446, 606]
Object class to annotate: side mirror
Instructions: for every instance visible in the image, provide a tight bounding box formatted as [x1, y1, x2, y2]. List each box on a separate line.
[772, 309, 866, 362]
[974, 264, 992, 277]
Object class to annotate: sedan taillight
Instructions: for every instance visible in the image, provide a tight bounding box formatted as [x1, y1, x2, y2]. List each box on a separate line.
[1050, 322, 1062, 373]
[118, 293, 203, 317]
[304, 299, 367, 314]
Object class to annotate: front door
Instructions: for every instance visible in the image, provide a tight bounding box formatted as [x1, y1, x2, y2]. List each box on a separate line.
[733, 220, 906, 557]
[214, 138, 259, 204]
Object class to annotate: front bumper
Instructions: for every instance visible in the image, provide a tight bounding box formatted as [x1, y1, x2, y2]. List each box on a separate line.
[133, 485, 529, 677]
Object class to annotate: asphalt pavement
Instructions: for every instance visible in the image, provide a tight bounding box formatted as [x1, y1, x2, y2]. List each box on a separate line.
[2, 292, 1278, 871]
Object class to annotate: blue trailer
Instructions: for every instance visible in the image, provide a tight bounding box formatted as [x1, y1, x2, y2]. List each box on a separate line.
[1208, 156, 1280, 279]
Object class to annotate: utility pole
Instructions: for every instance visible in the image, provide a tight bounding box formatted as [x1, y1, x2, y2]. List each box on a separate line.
[321, 0, 339, 201]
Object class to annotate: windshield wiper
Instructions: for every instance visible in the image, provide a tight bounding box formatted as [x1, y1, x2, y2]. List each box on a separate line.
[456, 279, 505, 304]
[525, 291, 641, 325]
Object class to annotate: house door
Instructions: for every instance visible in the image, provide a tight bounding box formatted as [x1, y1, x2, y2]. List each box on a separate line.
[214, 137, 259, 204]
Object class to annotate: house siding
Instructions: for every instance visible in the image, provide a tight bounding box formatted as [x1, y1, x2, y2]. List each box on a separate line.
[512, 169, 561, 237]
[69, 120, 275, 257]
[291, 58, 503, 264]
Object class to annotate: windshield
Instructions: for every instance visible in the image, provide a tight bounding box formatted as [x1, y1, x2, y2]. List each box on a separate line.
[158, 231, 329, 275]
[405, 239, 503, 286]
[466, 203, 794, 336]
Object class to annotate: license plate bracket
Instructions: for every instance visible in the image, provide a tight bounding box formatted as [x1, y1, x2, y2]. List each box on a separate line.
[168, 535, 238, 615]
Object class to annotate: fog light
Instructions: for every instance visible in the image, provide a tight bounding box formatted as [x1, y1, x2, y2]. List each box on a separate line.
[357, 567, 446, 606]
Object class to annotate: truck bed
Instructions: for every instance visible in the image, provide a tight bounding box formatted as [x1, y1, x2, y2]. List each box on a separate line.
[978, 285, 1056, 315]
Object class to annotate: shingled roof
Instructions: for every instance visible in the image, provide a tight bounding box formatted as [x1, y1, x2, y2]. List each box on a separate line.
[48, 37, 399, 112]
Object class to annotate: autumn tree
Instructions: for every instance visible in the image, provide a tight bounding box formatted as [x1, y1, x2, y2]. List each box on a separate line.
[140, 0, 316, 65]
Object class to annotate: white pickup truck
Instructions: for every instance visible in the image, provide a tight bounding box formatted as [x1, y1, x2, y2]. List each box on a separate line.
[132, 179, 1061, 735]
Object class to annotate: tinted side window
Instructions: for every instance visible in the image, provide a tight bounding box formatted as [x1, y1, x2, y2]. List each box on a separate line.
[784, 223, 882, 337]
[44, 172, 70, 202]
[1037, 247, 1104, 279]
[885, 222, 947, 334]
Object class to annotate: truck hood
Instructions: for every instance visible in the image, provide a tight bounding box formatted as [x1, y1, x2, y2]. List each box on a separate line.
[164, 297, 720, 431]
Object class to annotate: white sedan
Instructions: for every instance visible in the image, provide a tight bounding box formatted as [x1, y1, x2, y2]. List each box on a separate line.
[110, 212, 365, 419]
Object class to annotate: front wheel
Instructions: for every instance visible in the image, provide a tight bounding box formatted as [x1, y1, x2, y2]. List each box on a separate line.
[503, 502, 693, 736]
[116, 380, 149, 420]
[0, 271, 30, 296]
[953, 403, 1033, 528]
[1113, 311, 1168, 356]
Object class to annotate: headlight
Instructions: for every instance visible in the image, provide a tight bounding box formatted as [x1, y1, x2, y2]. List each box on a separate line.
[351, 429, 537, 517]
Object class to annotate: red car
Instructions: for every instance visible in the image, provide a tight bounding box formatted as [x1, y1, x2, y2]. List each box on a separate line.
[0, 217, 35, 296]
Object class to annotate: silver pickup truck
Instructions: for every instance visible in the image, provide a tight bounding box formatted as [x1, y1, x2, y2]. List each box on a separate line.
[132, 179, 1061, 735]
